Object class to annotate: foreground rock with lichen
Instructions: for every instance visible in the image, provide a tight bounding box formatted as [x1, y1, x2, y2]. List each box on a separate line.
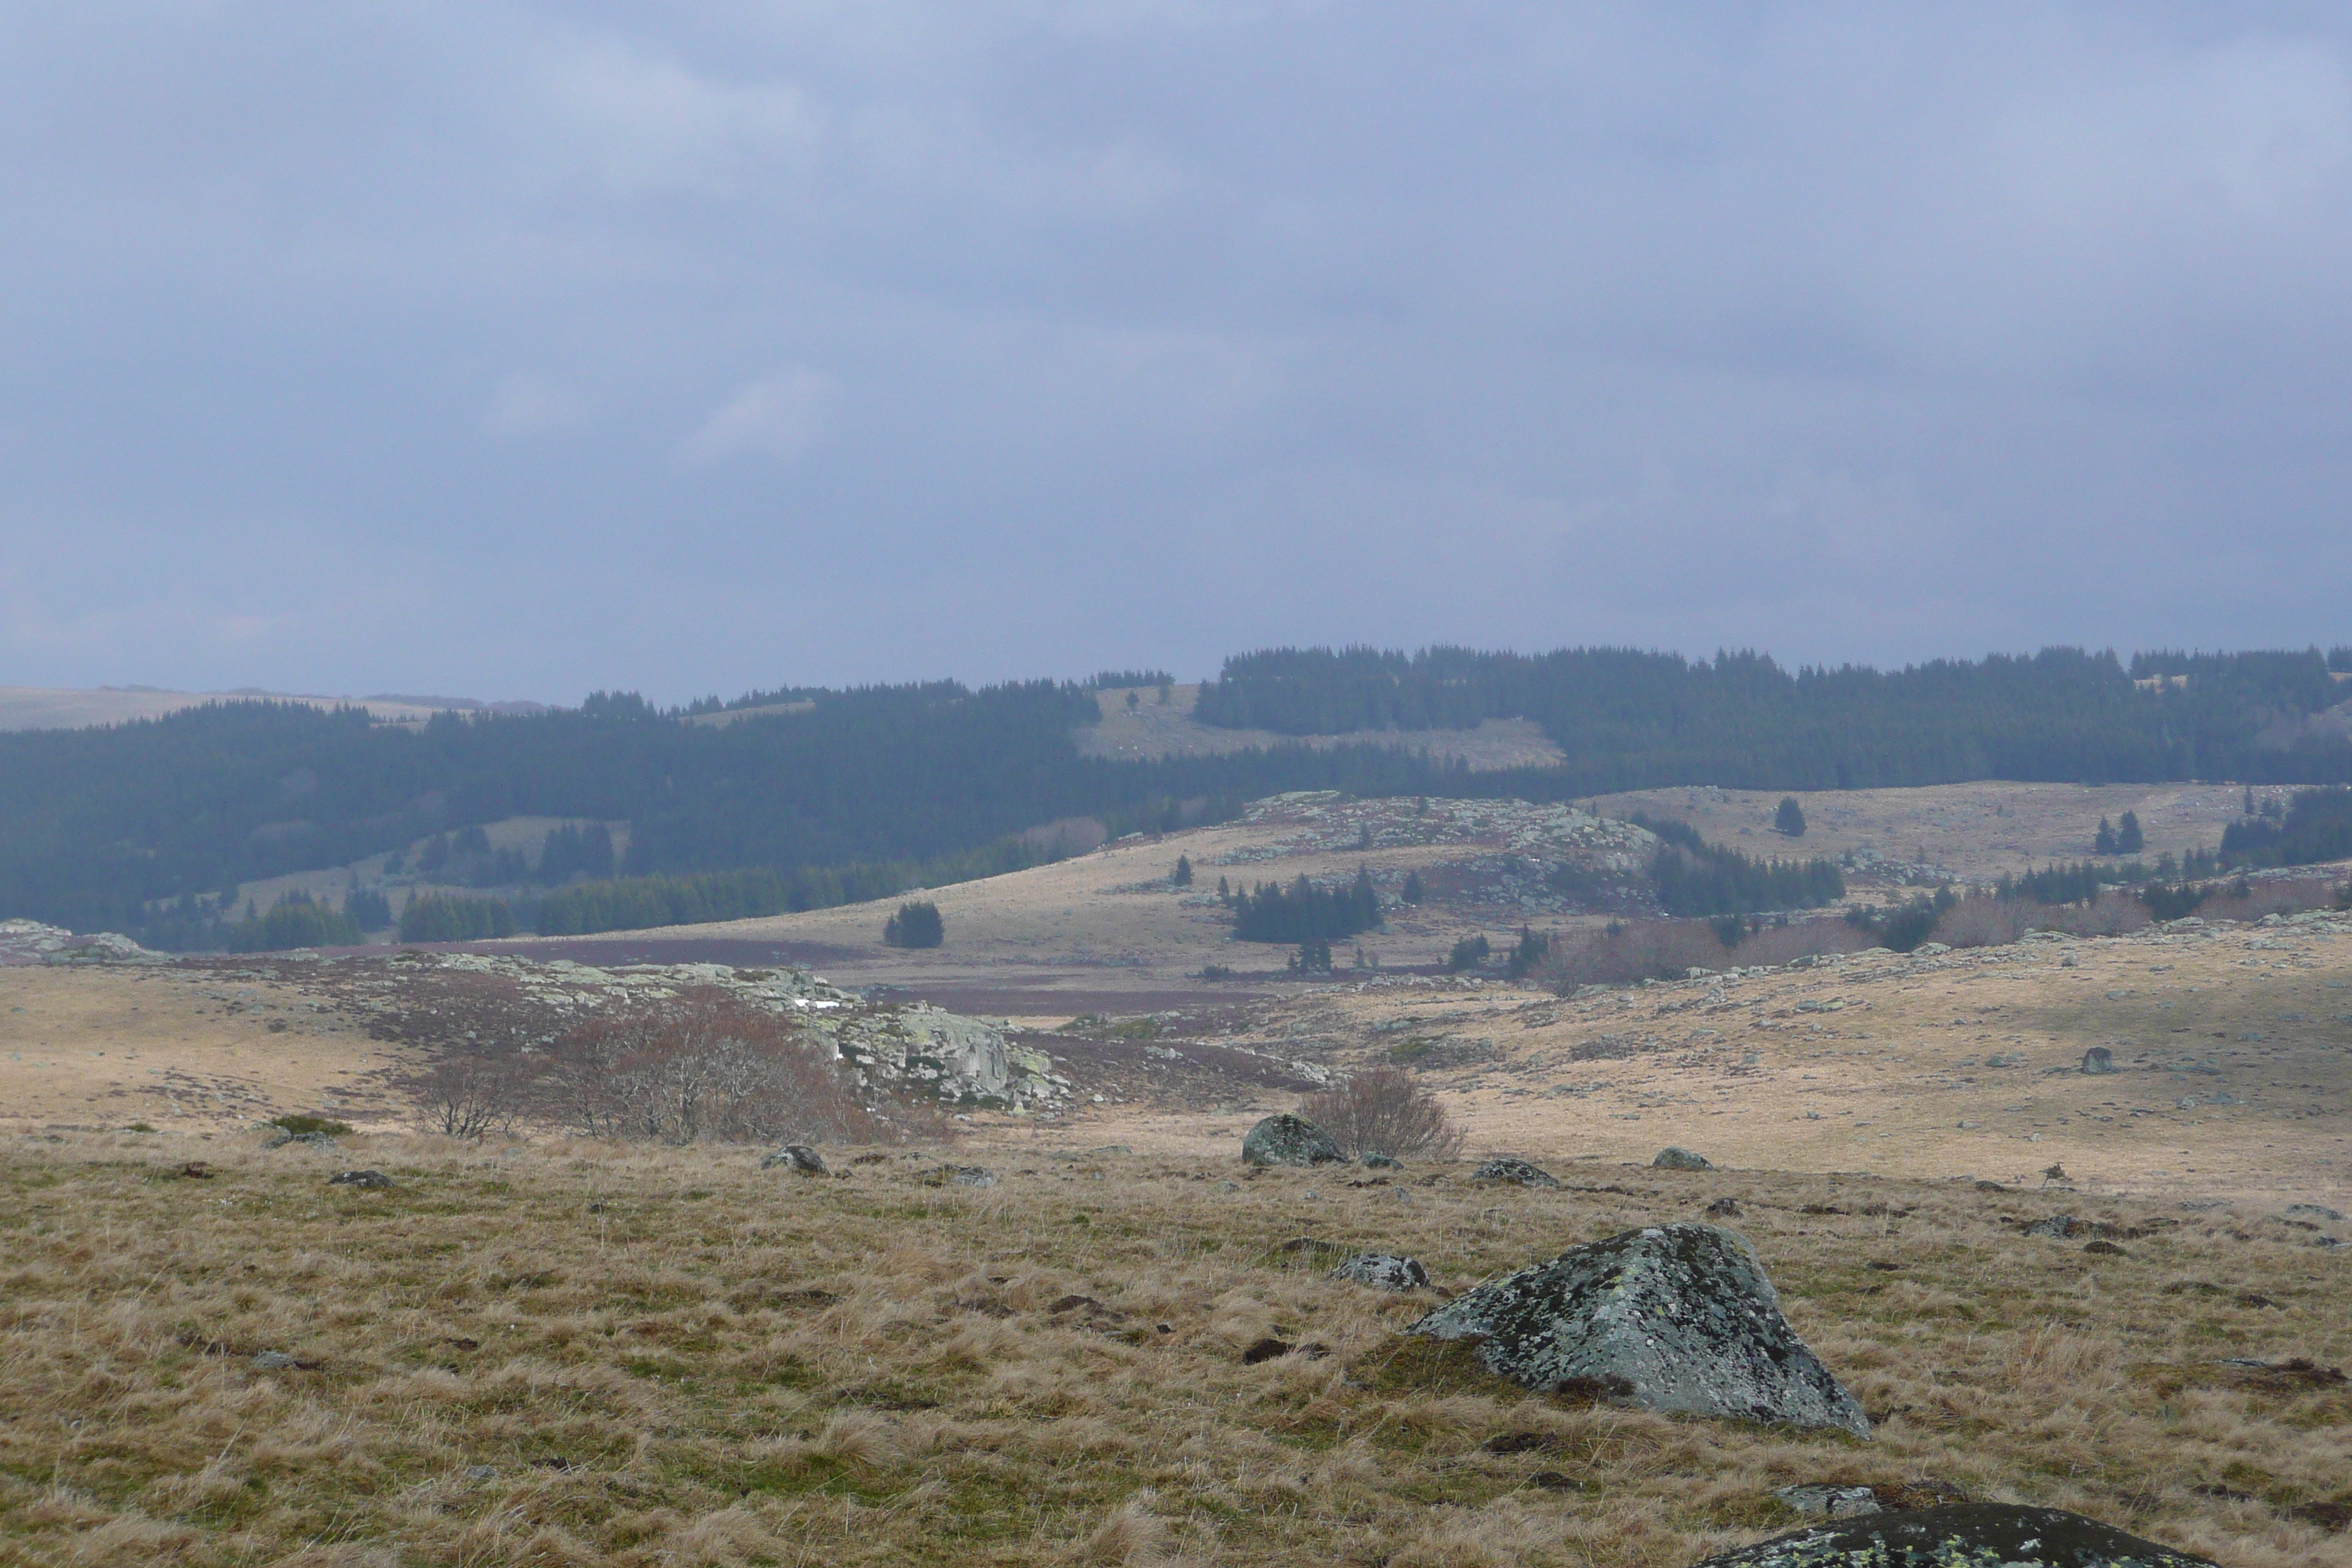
[1689, 1504, 2217, 1568]
[1407, 1221, 1870, 1436]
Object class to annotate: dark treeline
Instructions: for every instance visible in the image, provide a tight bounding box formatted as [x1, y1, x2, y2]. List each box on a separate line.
[399, 894, 517, 943]
[1629, 813, 1845, 917]
[9, 647, 2352, 945]
[1194, 645, 2352, 791]
[2221, 786, 2352, 870]
[1226, 868, 1382, 944]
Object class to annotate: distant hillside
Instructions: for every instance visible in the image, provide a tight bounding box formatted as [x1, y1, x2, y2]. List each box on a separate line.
[1194, 644, 2352, 791]
[6, 642, 2352, 946]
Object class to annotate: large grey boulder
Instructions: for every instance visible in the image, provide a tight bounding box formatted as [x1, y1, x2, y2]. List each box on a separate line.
[1242, 1114, 1346, 1167]
[1329, 1253, 1431, 1291]
[1471, 1156, 1561, 1188]
[1653, 1147, 1712, 1171]
[761, 1144, 828, 1175]
[1687, 1504, 2215, 1568]
[1406, 1221, 1869, 1436]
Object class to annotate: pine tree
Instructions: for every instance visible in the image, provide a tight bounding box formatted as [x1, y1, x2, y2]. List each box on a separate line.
[883, 900, 945, 949]
[1774, 796, 1807, 837]
[1401, 870, 1425, 904]
[2116, 810, 2144, 854]
[1172, 854, 1193, 888]
[2094, 816, 2118, 856]
[1216, 875, 1230, 903]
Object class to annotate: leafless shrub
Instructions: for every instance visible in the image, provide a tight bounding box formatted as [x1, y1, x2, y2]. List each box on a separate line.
[1299, 1066, 1464, 1160]
[542, 987, 929, 1145]
[1933, 896, 2039, 949]
[404, 1044, 535, 1139]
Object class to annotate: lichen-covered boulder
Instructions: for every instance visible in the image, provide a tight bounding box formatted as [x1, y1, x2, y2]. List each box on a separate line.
[1329, 1253, 1431, 1291]
[1687, 1504, 2216, 1568]
[761, 1144, 828, 1175]
[1243, 1114, 1346, 1167]
[1471, 1156, 1561, 1188]
[1654, 1147, 1712, 1171]
[328, 1169, 393, 1189]
[1406, 1222, 1869, 1436]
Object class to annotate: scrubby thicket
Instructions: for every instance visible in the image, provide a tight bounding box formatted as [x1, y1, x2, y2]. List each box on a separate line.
[5, 1141, 2345, 1568]
[1196, 645, 2352, 790]
[399, 984, 934, 1146]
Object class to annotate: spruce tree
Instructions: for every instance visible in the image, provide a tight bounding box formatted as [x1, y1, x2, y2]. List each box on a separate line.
[2094, 816, 2118, 856]
[1401, 870, 1425, 904]
[1172, 854, 1193, 888]
[1774, 796, 1806, 837]
[2116, 810, 2144, 854]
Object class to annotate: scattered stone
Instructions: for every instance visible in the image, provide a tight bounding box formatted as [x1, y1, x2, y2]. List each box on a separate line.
[1774, 1485, 1880, 1519]
[251, 1352, 318, 1371]
[1530, 1471, 1579, 1492]
[1706, 1197, 1741, 1216]
[1241, 1114, 1346, 1168]
[2024, 1215, 2077, 1237]
[1213, 1179, 1240, 1193]
[1328, 1253, 1431, 1292]
[1242, 1337, 1294, 1365]
[2080, 1047, 2114, 1074]
[1654, 1147, 1712, 1171]
[1470, 1156, 1561, 1189]
[1407, 1222, 1870, 1436]
[1362, 1152, 1403, 1169]
[760, 1145, 828, 1175]
[2083, 1240, 2127, 1256]
[923, 1164, 998, 1188]
[1688, 1504, 2217, 1568]
[464, 1465, 498, 1482]
[328, 1169, 393, 1189]
[2285, 1203, 2346, 1222]
[263, 1130, 340, 1151]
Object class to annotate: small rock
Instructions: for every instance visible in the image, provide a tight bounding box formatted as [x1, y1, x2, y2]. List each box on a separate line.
[2285, 1203, 2346, 1222]
[1242, 1337, 1294, 1365]
[328, 1169, 393, 1189]
[263, 1130, 340, 1151]
[2059, 954, 2077, 968]
[760, 1144, 828, 1175]
[464, 1465, 498, 1482]
[1361, 1152, 1403, 1169]
[1328, 1252, 1431, 1291]
[1774, 1484, 1881, 1519]
[251, 1351, 315, 1371]
[2080, 1047, 2114, 1074]
[2083, 1240, 2127, 1256]
[1686, 1503, 2217, 1568]
[2024, 1215, 2078, 1238]
[1706, 1196, 1741, 1216]
[1213, 1180, 1239, 1194]
[1653, 1147, 1712, 1171]
[1241, 1114, 1346, 1168]
[1470, 1156, 1561, 1188]
[924, 1164, 998, 1188]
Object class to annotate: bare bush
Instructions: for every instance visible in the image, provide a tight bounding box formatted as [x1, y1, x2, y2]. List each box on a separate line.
[1932, 896, 2040, 949]
[541, 987, 929, 1145]
[405, 1044, 535, 1139]
[1298, 1066, 1464, 1160]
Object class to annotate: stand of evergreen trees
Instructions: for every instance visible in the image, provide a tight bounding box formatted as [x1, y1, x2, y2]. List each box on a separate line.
[1227, 868, 1382, 943]
[222, 892, 363, 952]
[1628, 813, 1844, 917]
[2220, 786, 2352, 869]
[399, 894, 516, 943]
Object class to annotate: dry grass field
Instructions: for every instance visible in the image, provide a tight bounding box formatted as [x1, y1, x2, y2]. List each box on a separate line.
[4, 1133, 2348, 1568]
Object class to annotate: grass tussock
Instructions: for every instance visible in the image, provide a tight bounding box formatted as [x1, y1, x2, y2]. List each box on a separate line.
[1, 1133, 2348, 1567]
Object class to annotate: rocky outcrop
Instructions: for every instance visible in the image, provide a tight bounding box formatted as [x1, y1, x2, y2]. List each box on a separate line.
[1687, 1504, 2215, 1568]
[760, 1145, 828, 1175]
[1242, 1114, 1346, 1167]
[1471, 1156, 1561, 1188]
[1329, 1253, 1431, 1291]
[0, 920, 160, 966]
[328, 1169, 393, 1188]
[1653, 1147, 1712, 1170]
[1406, 1222, 1869, 1436]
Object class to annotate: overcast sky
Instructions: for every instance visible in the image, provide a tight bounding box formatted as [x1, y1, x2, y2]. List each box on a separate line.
[3, 4, 2349, 703]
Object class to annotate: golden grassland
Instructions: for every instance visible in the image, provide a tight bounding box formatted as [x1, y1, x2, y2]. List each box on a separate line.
[4, 1134, 2349, 1568]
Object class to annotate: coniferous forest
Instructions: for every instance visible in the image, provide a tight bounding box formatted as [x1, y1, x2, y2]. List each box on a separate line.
[2, 644, 2349, 946]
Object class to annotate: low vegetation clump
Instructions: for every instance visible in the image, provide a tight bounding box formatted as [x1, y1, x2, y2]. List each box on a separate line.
[2, 1139, 2346, 1567]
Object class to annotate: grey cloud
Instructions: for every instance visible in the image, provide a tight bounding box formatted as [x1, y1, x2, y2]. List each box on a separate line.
[0, 3, 2347, 700]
